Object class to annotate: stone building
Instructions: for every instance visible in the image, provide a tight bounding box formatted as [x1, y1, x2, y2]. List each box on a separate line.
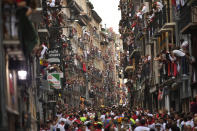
[119, 0, 197, 112]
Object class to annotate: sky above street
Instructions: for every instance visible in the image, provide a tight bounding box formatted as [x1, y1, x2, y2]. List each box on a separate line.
[89, 0, 121, 34]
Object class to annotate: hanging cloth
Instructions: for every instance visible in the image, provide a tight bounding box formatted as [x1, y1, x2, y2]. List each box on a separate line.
[83, 63, 86, 72]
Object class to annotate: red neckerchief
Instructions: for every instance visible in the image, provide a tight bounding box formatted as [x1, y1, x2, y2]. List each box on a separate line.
[69, 117, 74, 121]
[132, 115, 137, 120]
[65, 114, 69, 119]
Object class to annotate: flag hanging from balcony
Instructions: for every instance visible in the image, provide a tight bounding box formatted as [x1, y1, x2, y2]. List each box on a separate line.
[158, 89, 164, 101]
[83, 63, 86, 72]
[172, 0, 176, 6]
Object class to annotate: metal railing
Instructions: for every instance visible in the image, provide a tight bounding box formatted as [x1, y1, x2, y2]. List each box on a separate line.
[178, 6, 197, 31]
[3, 4, 18, 40]
[148, 5, 171, 36]
[93, 31, 100, 40]
[140, 62, 151, 82]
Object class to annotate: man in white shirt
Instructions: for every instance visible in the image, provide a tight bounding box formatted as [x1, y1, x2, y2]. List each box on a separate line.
[172, 50, 185, 57]
[100, 114, 105, 122]
[56, 120, 65, 131]
[134, 119, 150, 131]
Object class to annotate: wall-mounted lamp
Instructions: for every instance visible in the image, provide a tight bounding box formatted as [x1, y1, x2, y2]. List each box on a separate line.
[18, 70, 27, 80]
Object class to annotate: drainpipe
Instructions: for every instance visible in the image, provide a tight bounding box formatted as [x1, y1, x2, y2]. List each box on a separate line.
[0, 1, 8, 130]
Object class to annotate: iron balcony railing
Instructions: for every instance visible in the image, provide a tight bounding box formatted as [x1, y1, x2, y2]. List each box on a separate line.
[178, 5, 197, 32]
[3, 4, 19, 41]
[93, 31, 100, 40]
[140, 62, 151, 82]
[148, 5, 171, 37]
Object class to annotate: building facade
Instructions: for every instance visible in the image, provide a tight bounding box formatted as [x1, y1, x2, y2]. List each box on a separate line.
[0, 0, 121, 130]
[119, 0, 197, 112]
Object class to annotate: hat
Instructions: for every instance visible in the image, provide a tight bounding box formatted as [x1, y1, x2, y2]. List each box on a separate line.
[181, 41, 188, 48]
[74, 120, 81, 125]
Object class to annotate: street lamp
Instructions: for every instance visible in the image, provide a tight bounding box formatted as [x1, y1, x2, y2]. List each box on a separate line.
[18, 70, 27, 80]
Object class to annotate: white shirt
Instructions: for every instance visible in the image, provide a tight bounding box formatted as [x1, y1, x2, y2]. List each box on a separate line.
[136, 12, 142, 19]
[100, 114, 105, 122]
[173, 50, 185, 57]
[185, 120, 194, 128]
[40, 45, 48, 59]
[169, 55, 176, 62]
[141, 5, 148, 14]
[56, 124, 65, 131]
[156, 2, 163, 11]
[134, 126, 150, 131]
[148, 123, 155, 129]
[59, 118, 67, 123]
[49, 0, 55, 7]
[86, 127, 91, 131]
[148, 56, 151, 61]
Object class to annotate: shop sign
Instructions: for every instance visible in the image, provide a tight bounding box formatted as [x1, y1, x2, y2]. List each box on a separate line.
[47, 73, 63, 89]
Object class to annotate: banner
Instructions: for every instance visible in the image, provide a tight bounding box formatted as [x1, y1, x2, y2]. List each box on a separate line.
[47, 73, 63, 89]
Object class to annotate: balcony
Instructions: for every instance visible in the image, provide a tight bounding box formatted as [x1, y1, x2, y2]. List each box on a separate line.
[159, 5, 176, 31]
[39, 79, 50, 90]
[149, 13, 161, 37]
[30, 8, 43, 24]
[81, 31, 91, 44]
[92, 10, 102, 23]
[38, 23, 50, 36]
[77, 15, 87, 26]
[67, 0, 83, 15]
[2, 3, 25, 61]
[100, 31, 109, 45]
[93, 31, 100, 40]
[149, 5, 175, 35]
[179, 6, 197, 34]
[125, 66, 134, 72]
[80, 12, 91, 22]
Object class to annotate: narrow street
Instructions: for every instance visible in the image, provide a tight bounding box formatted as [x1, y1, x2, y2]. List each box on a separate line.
[0, 0, 197, 130]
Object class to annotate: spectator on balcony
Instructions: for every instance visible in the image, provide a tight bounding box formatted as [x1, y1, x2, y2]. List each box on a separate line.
[172, 45, 190, 76]
[190, 56, 197, 83]
[40, 43, 48, 59]
[16, 0, 36, 16]
[190, 97, 197, 114]
[166, 50, 178, 78]
[47, 0, 55, 7]
[16, 0, 38, 55]
[193, 116, 197, 131]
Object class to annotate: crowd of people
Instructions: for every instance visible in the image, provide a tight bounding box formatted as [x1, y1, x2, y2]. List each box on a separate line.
[40, 104, 197, 131]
